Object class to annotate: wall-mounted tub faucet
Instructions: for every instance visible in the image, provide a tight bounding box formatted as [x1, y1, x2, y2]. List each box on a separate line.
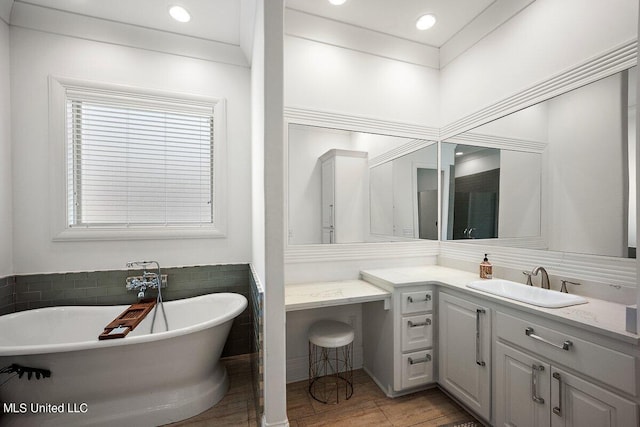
[531, 266, 550, 289]
[126, 261, 167, 297]
[126, 260, 169, 333]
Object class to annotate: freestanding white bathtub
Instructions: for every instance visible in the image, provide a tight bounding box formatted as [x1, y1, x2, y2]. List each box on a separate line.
[0, 292, 248, 427]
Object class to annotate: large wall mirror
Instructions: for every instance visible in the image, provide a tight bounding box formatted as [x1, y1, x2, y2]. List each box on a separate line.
[442, 66, 637, 259]
[288, 123, 438, 245]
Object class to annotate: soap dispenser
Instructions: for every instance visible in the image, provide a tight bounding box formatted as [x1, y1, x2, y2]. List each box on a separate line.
[480, 254, 493, 279]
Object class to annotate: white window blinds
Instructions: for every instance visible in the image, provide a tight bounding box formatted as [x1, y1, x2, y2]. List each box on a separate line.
[65, 90, 215, 227]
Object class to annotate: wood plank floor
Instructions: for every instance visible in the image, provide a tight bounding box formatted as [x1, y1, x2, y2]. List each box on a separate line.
[287, 369, 479, 427]
[165, 355, 259, 427]
[168, 355, 480, 427]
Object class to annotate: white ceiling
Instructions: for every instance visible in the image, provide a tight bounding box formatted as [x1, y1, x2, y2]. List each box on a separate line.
[9, 0, 242, 45]
[3, 0, 532, 57]
[5, 0, 516, 47]
[285, 0, 496, 48]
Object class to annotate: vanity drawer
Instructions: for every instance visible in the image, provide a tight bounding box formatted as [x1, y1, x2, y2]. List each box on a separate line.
[401, 290, 433, 314]
[496, 312, 636, 395]
[402, 313, 433, 351]
[401, 349, 433, 389]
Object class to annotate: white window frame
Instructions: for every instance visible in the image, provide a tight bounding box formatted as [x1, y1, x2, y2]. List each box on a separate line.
[49, 76, 227, 241]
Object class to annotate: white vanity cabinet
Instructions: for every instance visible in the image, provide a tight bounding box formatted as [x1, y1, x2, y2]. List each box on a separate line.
[439, 291, 492, 421]
[359, 265, 639, 426]
[362, 284, 435, 396]
[495, 311, 638, 427]
[399, 288, 434, 389]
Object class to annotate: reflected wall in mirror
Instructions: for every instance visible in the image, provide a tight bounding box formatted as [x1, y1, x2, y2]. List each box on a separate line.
[288, 124, 437, 244]
[442, 66, 637, 258]
[441, 143, 542, 242]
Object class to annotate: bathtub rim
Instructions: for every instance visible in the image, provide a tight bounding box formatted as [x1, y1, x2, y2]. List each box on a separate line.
[0, 292, 248, 357]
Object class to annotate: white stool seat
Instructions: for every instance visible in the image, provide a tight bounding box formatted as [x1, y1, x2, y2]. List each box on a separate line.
[308, 319, 354, 404]
[308, 320, 354, 348]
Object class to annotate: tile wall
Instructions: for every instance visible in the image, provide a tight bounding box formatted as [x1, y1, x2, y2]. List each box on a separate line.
[0, 276, 14, 316]
[249, 265, 265, 422]
[6, 264, 251, 357]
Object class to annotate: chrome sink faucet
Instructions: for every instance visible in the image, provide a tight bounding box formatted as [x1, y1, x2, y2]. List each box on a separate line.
[531, 266, 550, 289]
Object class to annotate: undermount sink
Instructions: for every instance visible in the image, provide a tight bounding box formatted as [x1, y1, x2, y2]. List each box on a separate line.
[467, 279, 588, 308]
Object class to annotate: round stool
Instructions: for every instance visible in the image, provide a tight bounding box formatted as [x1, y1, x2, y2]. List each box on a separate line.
[308, 320, 354, 404]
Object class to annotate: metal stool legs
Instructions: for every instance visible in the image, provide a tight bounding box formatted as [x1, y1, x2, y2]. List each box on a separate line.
[308, 340, 353, 404]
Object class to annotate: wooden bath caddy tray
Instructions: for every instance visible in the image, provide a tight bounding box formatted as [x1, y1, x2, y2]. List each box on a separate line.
[98, 298, 156, 340]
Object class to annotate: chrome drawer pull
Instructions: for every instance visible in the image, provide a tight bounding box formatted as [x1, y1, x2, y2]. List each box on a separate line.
[407, 294, 431, 303]
[531, 364, 545, 404]
[475, 308, 486, 367]
[553, 372, 562, 416]
[525, 327, 573, 351]
[407, 318, 431, 328]
[408, 354, 432, 365]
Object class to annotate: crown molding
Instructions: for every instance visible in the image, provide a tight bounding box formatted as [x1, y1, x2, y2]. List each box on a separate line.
[285, 8, 439, 69]
[284, 107, 440, 141]
[440, 0, 536, 68]
[441, 39, 637, 139]
[445, 132, 546, 153]
[369, 139, 436, 168]
[10, 1, 249, 67]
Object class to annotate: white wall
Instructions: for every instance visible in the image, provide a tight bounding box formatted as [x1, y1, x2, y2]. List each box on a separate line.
[0, 19, 11, 277]
[283, 11, 441, 285]
[440, 0, 638, 127]
[261, 1, 288, 426]
[284, 35, 440, 127]
[546, 73, 626, 256]
[10, 27, 252, 274]
[251, 0, 266, 283]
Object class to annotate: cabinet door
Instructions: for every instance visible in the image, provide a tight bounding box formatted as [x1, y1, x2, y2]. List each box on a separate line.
[550, 367, 638, 427]
[495, 342, 551, 427]
[439, 292, 491, 421]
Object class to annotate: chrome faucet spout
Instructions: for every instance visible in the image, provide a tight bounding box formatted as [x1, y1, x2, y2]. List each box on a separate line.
[531, 266, 550, 289]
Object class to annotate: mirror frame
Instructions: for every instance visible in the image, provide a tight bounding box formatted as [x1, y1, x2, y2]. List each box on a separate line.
[284, 40, 637, 291]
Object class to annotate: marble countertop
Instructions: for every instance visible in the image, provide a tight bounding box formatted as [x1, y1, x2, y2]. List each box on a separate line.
[360, 265, 639, 346]
[285, 279, 391, 312]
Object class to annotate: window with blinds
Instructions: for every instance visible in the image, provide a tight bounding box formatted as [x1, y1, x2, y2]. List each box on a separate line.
[65, 93, 215, 228]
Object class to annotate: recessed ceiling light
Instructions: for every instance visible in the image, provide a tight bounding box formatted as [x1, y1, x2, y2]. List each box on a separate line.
[416, 14, 436, 31]
[455, 151, 463, 156]
[169, 5, 191, 23]
[328, 0, 347, 5]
